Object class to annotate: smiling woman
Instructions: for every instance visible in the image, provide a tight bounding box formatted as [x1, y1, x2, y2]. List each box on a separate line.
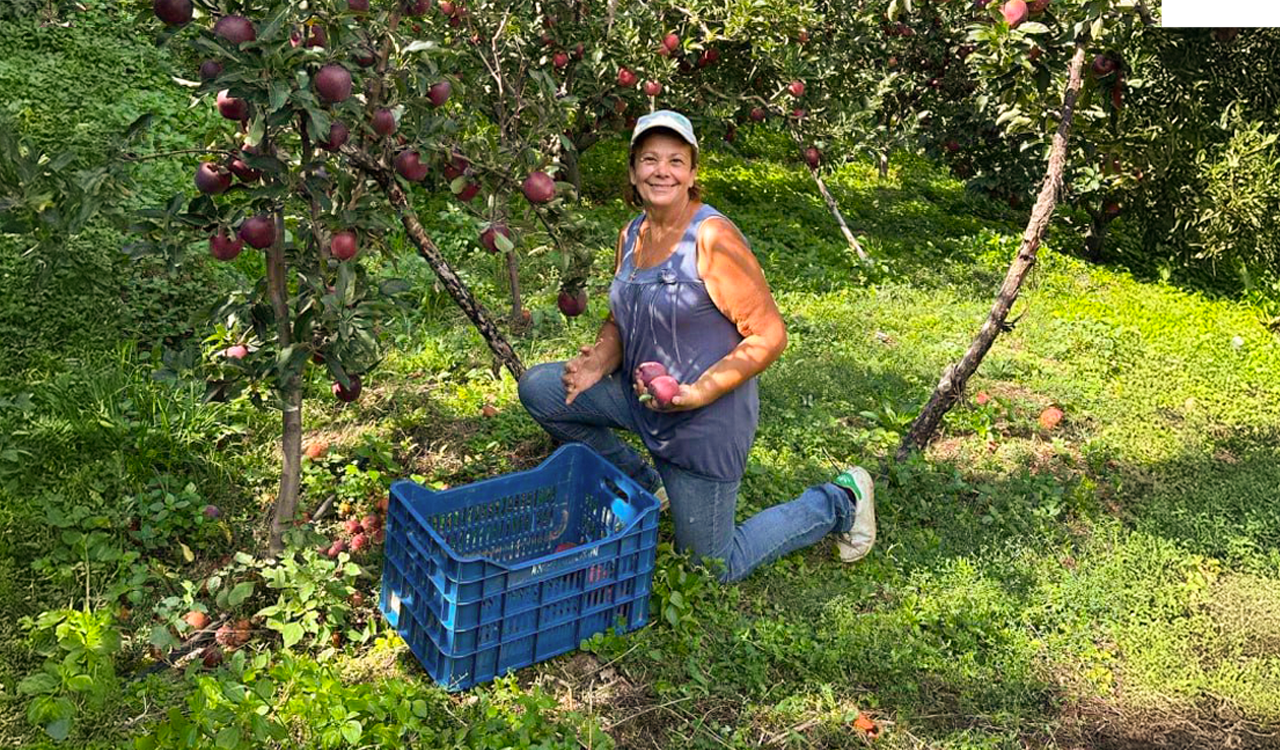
[517, 111, 879, 583]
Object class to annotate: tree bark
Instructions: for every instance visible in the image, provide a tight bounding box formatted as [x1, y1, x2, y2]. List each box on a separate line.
[1083, 206, 1111, 262]
[878, 150, 890, 179]
[267, 211, 303, 555]
[505, 249, 523, 322]
[809, 166, 870, 262]
[368, 166, 525, 380]
[896, 43, 1090, 462]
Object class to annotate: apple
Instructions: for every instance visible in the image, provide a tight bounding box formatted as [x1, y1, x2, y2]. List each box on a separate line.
[184, 610, 210, 631]
[1038, 405, 1063, 430]
[228, 157, 260, 182]
[1091, 54, 1116, 77]
[328, 538, 348, 558]
[698, 48, 720, 67]
[749, 107, 766, 122]
[558, 288, 587, 317]
[788, 80, 805, 97]
[522, 171, 555, 203]
[315, 64, 352, 104]
[351, 532, 369, 552]
[348, 0, 369, 11]
[804, 147, 821, 169]
[361, 514, 381, 531]
[216, 90, 247, 121]
[354, 47, 377, 67]
[344, 518, 363, 535]
[646, 375, 680, 407]
[350, 590, 367, 607]
[203, 504, 221, 519]
[428, 80, 451, 107]
[636, 361, 667, 387]
[480, 224, 512, 253]
[663, 33, 680, 52]
[573, 43, 585, 60]
[198, 60, 222, 81]
[333, 374, 362, 402]
[614, 98, 628, 114]
[209, 231, 243, 261]
[371, 108, 396, 137]
[798, 30, 810, 43]
[195, 162, 232, 195]
[330, 230, 359, 262]
[304, 441, 328, 460]
[202, 645, 224, 668]
[944, 139, 961, 153]
[617, 67, 637, 87]
[442, 152, 470, 180]
[1001, 0, 1028, 27]
[975, 391, 991, 405]
[456, 182, 480, 202]
[153, 0, 192, 25]
[376, 496, 390, 514]
[553, 52, 570, 69]
[404, 0, 430, 15]
[643, 80, 662, 97]
[214, 15, 256, 45]
[321, 120, 349, 151]
[220, 344, 248, 359]
[724, 124, 736, 143]
[394, 150, 428, 182]
[438, 0, 455, 13]
[791, 108, 806, 120]
[305, 25, 327, 48]
[481, 404, 499, 417]
[238, 215, 276, 249]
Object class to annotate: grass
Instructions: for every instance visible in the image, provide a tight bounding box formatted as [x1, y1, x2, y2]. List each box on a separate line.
[5, 67, 1280, 750]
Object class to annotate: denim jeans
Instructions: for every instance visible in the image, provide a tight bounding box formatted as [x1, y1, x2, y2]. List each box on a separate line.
[518, 362, 854, 583]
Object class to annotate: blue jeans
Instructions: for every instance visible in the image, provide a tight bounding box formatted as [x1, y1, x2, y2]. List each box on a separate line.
[518, 362, 854, 583]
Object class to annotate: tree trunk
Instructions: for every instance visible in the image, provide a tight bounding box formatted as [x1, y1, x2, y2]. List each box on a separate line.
[370, 167, 525, 380]
[506, 249, 523, 321]
[1083, 207, 1111, 262]
[896, 43, 1090, 462]
[562, 146, 583, 197]
[809, 166, 870, 262]
[267, 211, 303, 555]
[878, 150, 889, 179]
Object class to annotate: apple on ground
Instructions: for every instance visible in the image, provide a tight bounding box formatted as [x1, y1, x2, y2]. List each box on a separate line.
[202, 504, 221, 520]
[304, 441, 328, 460]
[202, 645, 224, 668]
[328, 538, 348, 558]
[361, 514, 380, 531]
[344, 518, 362, 535]
[481, 404, 498, 417]
[330, 230, 359, 262]
[184, 610, 210, 631]
[1038, 406, 1063, 430]
[351, 533, 370, 552]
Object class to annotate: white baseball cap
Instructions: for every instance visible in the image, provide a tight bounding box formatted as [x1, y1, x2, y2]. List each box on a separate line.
[630, 110, 698, 157]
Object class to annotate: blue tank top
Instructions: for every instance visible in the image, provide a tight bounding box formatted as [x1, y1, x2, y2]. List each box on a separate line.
[609, 203, 760, 481]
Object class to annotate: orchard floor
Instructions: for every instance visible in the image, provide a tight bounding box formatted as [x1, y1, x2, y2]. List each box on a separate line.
[5, 130, 1280, 748]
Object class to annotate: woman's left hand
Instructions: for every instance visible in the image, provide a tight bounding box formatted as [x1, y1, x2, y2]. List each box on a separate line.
[632, 371, 714, 412]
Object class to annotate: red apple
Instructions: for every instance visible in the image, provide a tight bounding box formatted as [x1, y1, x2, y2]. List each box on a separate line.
[480, 224, 512, 253]
[404, 0, 430, 15]
[321, 120, 349, 151]
[558, 288, 587, 317]
[788, 80, 806, 97]
[372, 108, 396, 137]
[1038, 406, 1063, 430]
[351, 532, 369, 552]
[333, 374, 362, 403]
[428, 80, 452, 107]
[438, 0, 455, 13]
[643, 80, 662, 97]
[804, 147, 821, 169]
[209, 231, 243, 261]
[315, 64, 352, 104]
[195, 162, 232, 195]
[1001, 0, 1028, 27]
[330, 230, 359, 262]
[522, 171, 555, 203]
[153, 0, 192, 25]
[238, 215, 276, 249]
[216, 90, 247, 121]
[749, 107, 766, 122]
[636, 361, 667, 387]
[647, 375, 679, 407]
[724, 124, 736, 143]
[228, 157, 260, 182]
[305, 25, 327, 48]
[348, 0, 369, 11]
[198, 60, 222, 81]
[553, 52, 570, 69]
[328, 538, 348, 557]
[214, 15, 256, 45]
[344, 518, 363, 535]
[184, 610, 210, 631]
[304, 441, 328, 459]
[361, 514, 381, 531]
[1091, 54, 1116, 77]
[456, 182, 481, 202]
[663, 33, 680, 52]
[203, 504, 221, 519]
[202, 645, 224, 668]
[792, 108, 806, 120]
[617, 66, 637, 87]
[798, 30, 810, 43]
[394, 150, 428, 181]
[220, 345, 248, 360]
[573, 43, 584, 60]
[699, 48, 720, 67]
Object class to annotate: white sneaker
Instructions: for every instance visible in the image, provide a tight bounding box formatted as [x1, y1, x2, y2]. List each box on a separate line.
[654, 485, 669, 512]
[833, 466, 875, 563]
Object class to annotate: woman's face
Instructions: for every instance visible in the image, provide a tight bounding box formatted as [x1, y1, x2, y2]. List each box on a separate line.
[629, 132, 696, 210]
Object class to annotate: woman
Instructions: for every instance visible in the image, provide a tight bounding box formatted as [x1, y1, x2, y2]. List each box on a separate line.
[518, 110, 875, 582]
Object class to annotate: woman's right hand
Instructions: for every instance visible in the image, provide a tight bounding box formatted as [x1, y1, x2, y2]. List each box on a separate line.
[562, 345, 608, 405]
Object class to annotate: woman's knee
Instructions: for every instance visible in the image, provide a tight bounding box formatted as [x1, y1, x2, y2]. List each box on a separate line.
[517, 362, 565, 420]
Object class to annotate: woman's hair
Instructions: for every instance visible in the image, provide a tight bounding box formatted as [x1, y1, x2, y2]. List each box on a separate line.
[624, 127, 701, 208]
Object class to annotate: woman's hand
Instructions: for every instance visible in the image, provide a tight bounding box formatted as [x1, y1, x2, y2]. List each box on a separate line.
[632, 370, 715, 412]
[562, 345, 611, 405]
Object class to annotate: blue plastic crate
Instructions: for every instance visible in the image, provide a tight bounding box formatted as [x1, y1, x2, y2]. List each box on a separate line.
[379, 444, 660, 691]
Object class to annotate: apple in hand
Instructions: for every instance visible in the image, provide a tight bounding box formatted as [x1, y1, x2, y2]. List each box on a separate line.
[645, 375, 680, 408]
[635, 361, 667, 387]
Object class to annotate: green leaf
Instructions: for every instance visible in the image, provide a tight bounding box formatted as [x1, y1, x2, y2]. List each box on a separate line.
[228, 581, 255, 607]
[412, 699, 429, 718]
[494, 232, 515, 254]
[282, 621, 304, 648]
[269, 81, 290, 113]
[245, 117, 266, 149]
[215, 725, 242, 749]
[17, 672, 58, 695]
[403, 40, 437, 54]
[67, 674, 94, 692]
[341, 720, 362, 744]
[45, 717, 71, 742]
[1017, 22, 1048, 34]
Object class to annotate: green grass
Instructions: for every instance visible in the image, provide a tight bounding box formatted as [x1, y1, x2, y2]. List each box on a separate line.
[6, 58, 1280, 750]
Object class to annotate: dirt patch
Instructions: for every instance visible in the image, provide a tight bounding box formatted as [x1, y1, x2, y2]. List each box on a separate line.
[1061, 696, 1280, 749]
